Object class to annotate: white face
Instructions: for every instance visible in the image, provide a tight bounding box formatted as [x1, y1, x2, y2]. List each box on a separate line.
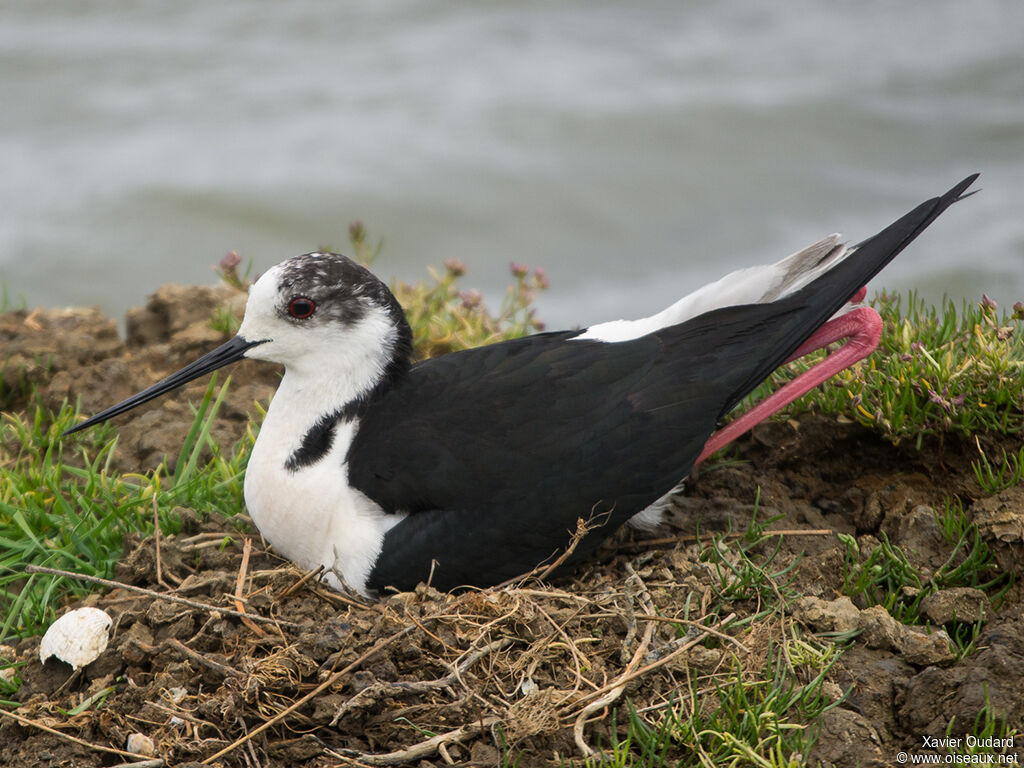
[237, 264, 307, 365]
[236, 256, 403, 383]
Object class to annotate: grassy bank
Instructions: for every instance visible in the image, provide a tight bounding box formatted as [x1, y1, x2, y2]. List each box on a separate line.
[1, 254, 1022, 766]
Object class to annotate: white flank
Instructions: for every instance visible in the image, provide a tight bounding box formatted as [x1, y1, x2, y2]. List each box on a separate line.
[628, 485, 681, 531]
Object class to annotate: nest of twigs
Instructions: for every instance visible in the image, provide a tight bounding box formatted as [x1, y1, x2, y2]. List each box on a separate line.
[2, 508, 799, 768]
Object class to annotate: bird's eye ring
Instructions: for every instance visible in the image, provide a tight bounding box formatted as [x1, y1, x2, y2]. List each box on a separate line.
[287, 296, 316, 320]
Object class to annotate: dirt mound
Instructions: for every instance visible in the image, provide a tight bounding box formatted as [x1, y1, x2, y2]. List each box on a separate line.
[1, 288, 1023, 766]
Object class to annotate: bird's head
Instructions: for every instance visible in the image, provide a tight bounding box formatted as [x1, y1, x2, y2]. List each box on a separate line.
[64, 252, 411, 435]
[239, 252, 410, 374]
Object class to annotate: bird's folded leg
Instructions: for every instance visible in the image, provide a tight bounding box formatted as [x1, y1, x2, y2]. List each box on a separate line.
[695, 303, 882, 464]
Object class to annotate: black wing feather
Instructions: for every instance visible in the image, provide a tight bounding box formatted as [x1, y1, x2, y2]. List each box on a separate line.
[351, 331, 720, 592]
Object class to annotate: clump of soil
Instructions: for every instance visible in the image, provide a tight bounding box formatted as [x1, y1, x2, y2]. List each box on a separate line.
[1, 287, 1023, 767]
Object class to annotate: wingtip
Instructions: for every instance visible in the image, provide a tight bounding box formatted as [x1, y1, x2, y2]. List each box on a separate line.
[951, 172, 981, 202]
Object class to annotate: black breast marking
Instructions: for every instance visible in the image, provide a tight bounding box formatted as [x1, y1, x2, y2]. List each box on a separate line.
[285, 401, 362, 471]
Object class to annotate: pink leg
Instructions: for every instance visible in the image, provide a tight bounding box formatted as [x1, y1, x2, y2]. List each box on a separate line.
[695, 304, 882, 464]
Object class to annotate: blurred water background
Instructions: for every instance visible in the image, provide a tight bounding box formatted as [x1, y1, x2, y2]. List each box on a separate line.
[2, 0, 1023, 330]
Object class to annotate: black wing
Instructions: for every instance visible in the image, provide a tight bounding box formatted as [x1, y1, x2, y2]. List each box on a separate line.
[351, 174, 977, 593]
[350, 328, 728, 593]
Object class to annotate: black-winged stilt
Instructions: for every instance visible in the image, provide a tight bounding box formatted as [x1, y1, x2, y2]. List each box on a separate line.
[66, 175, 978, 595]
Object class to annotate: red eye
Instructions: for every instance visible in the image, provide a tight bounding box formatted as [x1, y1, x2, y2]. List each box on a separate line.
[288, 296, 316, 319]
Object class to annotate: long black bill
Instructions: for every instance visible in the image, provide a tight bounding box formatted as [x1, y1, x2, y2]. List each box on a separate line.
[63, 335, 266, 436]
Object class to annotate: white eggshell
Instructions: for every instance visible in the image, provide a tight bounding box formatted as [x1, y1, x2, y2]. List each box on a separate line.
[39, 607, 113, 670]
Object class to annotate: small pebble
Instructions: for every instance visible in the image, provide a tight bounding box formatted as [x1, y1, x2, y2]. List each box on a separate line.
[126, 732, 156, 756]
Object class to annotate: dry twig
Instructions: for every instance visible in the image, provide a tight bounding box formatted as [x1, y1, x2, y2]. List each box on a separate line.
[536, 517, 590, 582]
[493, 516, 594, 590]
[0, 708, 151, 762]
[277, 564, 325, 599]
[331, 638, 512, 725]
[619, 528, 834, 552]
[571, 564, 658, 756]
[164, 638, 241, 678]
[570, 612, 738, 710]
[152, 496, 165, 589]
[232, 538, 265, 636]
[328, 716, 500, 766]
[24, 565, 296, 629]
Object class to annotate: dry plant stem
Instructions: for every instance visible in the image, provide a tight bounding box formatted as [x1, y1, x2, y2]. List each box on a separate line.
[233, 538, 264, 636]
[634, 615, 747, 650]
[206, 589, 502, 764]
[571, 565, 657, 756]
[51, 665, 83, 700]
[179, 531, 233, 546]
[531, 601, 592, 698]
[331, 638, 512, 725]
[512, 588, 596, 603]
[162, 638, 241, 678]
[620, 528, 834, 552]
[0, 708, 152, 763]
[109, 761, 165, 768]
[402, 606, 455, 652]
[146, 700, 223, 734]
[310, 584, 373, 611]
[571, 612, 739, 710]
[492, 517, 592, 590]
[24, 565, 296, 629]
[438, 741, 454, 765]
[152, 495, 164, 589]
[278, 565, 325, 599]
[149, 497, 180, 587]
[135, 635, 241, 678]
[329, 716, 500, 767]
[200, 626, 416, 765]
[180, 539, 236, 552]
[536, 517, 589, 582]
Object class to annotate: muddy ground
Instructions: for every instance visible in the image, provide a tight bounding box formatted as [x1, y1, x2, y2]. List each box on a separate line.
[1, 286, 1022, 767]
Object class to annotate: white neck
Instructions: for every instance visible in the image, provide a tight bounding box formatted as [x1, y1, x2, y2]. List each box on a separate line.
[241, 320, 406, 596]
